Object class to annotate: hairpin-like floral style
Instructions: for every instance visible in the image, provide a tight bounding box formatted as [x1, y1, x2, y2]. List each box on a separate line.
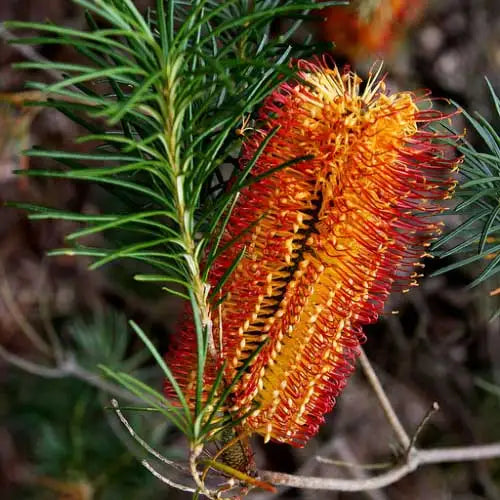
[165, 59, 459, 450]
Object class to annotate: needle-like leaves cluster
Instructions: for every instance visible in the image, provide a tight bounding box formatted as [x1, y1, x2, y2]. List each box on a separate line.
[433, 80, 500, 317]
[5, 0, 343, 446]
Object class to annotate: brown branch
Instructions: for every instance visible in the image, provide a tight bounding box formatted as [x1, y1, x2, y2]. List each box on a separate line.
[0, 344, 66, 378]
[0, 343, 139, 402]
[262, 462, 416, 492]
[261, 442, 500, 492]
[358, 347, 411, 449]
[259, 356, 500, 494]
[418, 443, 500, 464]
[332, 439, 390, 500]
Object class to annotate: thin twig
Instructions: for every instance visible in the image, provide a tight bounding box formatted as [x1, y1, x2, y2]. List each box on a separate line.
[315, 456, 392, 471]
[141, 459, 196, 493]
[358, 347, 411, 449]
[408, 402, 440, 453]
[0, 343, 140, 402]
[334, 439, 390, 500]
[262, 461, 417, 492]
[262, 442, 500, 492]
[418, 443, 500, 464]
[111, 399, 189, 474]
[0, 344, 65, 378]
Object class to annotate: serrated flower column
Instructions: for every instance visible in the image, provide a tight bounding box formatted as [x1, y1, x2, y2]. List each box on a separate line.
[165, 59, 459, 448]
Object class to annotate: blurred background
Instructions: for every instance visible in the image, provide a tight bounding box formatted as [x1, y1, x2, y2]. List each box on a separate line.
[1, 0, 500, 498]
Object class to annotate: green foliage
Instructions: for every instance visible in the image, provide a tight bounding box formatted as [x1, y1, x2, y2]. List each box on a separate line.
[68, 309, 149, 371]
[6, 0, 337, 297]
[5, 0, 343, 455]
[2, 373, 166, 499]
[432, 80, 500, 317]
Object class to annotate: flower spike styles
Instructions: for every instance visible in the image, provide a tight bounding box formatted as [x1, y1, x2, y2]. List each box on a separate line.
[165, 59, 459, 448]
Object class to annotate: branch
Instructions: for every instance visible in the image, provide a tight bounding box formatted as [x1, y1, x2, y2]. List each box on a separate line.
[418, 443, 500, 464]
[359, 347, 411, 449]
[407, 402, 440, 454]
[0, 343, 139, 403]
[111, 399, 188, 474]
[0, 259, 142, 402]
[0, 344, 65, 378]
[261, 443, 500, 492]
[141, 459, 196, 494]
[259, 353, 500, 494]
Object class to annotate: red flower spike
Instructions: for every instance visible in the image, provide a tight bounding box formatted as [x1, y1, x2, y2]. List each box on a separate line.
[165, 60, 459, 447]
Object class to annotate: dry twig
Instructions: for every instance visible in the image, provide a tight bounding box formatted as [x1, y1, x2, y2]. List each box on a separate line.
[110, 399, 196, 493]
[358, 347, 411, 449]
[261, 442, 500, 492]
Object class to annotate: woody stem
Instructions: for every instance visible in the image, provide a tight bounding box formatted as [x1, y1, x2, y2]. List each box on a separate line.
[358, 347, 411, 450]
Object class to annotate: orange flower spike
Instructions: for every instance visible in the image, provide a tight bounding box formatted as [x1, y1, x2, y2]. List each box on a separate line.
[165, 60, 459, 447]
[320, 0, 426, 61]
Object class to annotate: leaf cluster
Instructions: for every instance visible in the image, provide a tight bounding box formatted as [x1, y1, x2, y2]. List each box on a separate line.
[3, 372, 165, 499]
[5, 0, 344, 450]
[433, 80, 500, 317]
[6, 0, 337, 299]
[68, 309, 150, 371]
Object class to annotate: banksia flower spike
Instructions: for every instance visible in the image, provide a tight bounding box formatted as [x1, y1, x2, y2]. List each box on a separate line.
[320, 0, 426, 61]
[165, 59, 459, 449]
